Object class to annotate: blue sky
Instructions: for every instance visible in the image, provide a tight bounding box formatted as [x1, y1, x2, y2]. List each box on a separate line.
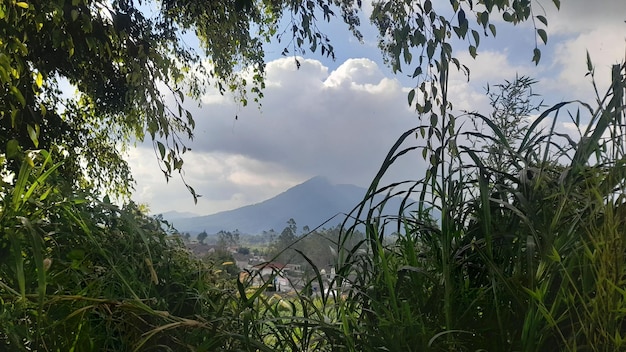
[128, 0, 626, 216]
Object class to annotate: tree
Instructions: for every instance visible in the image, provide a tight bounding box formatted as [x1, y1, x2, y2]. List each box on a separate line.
[280, 218, 298, 244]
[197, 230, 208, 244]
[0, 0, 360, 198]
[217, 230, 240, 249]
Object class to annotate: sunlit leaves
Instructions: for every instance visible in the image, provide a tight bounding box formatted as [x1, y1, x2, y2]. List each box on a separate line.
[34, 72, 42, 88]
[1, 0, 361, 200]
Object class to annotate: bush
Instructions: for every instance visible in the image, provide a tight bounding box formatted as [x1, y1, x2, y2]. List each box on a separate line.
[0, 152, 243, 351]
[335, 64, 626, 351]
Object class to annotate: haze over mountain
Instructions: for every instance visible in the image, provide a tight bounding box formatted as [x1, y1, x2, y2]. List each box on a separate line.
[160, 176, 393, 235]
[158, 210, 199, 221]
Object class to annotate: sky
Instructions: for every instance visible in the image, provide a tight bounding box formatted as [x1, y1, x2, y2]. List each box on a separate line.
[128, 0, 626, 216]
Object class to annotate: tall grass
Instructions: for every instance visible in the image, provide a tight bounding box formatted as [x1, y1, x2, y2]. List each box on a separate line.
[0, 149, 352, 351]
[0, 150, 264, 351]
[332, 63, 626, 351]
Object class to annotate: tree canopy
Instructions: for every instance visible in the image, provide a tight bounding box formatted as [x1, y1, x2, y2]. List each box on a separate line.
[0, 0, 359, 197]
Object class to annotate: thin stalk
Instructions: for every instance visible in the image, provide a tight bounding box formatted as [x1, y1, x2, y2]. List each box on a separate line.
[437, 34, 454, 337]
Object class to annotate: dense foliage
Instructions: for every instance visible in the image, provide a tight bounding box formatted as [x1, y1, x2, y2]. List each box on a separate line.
[3, 0, 626, 350]
[0, 0, 360, 197]
[334, 62, 626, 351]
[0, 153, 238, 350]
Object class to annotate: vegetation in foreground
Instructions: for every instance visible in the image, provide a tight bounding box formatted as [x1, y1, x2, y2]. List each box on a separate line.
[2, 67, 625, 351]
[2, 0, 626, 350]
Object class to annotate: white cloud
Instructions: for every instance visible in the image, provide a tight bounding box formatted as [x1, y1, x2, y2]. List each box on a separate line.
[453, 50, 532, 82]
[131, 57, 427, 215]
[129, 148, 306, 214]
[324, 58, 385, 87]
[548, 26, 625, 100]
[543, 0, 626, 36]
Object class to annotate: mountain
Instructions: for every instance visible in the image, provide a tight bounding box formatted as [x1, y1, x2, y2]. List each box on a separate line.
[157, 210, 199, 222]
[166, 176, 392, 235]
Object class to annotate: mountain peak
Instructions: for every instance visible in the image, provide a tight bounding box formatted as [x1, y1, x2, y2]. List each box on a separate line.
[303, 175, 331, 185]
[168, 177, 367, 234]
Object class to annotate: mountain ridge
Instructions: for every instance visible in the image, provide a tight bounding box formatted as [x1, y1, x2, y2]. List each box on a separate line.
[162, 176, 370, 235]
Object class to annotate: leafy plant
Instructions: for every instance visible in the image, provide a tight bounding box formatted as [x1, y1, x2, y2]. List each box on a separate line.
[0, 152, 253, 351]
[335, 62, 626, 351]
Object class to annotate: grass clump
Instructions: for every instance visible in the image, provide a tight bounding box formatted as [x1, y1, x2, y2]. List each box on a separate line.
[0, 151, 255, 351]
[334, 64, 626, 351]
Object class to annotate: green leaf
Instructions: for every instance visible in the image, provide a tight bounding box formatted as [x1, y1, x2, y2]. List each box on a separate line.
[586, 50, 594, 73]
[480, 11, 489, 27]
[451, 0, 459, 12]
[536, 15, 548, 26]
[453, 26, 463, 38]
[157, 141, 166, 159]
[458, 9, 466, 26]
[403, 46, 413, 65]
[6, 139, 20, 159]
[35, 72, 43, 88]
[408, 89, 416, 106]
[552, 0, 560, 10]
[471, 29, 480, 47]
[429, 112, 437, 126]
[426, 42, 435, 60]
[174, 158, 183, 170]
[537, 29, 547, 44]
[412, 66, 422, 78]
[532, 48, 541, 65]
[424, 0, 432, 13]
[16, 2, 29, 9]
[469, 45, 477, 59]
[27, 124, 39, 148]
[489, 24, 496, 37]
[10, 86, 25, 107]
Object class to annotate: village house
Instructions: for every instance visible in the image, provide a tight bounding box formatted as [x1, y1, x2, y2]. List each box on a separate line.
[246, 262, 291, 292]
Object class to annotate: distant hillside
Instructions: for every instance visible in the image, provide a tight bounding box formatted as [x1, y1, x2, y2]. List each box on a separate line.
[157, 210, 199, 221]
[165, 176, 411, 235]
